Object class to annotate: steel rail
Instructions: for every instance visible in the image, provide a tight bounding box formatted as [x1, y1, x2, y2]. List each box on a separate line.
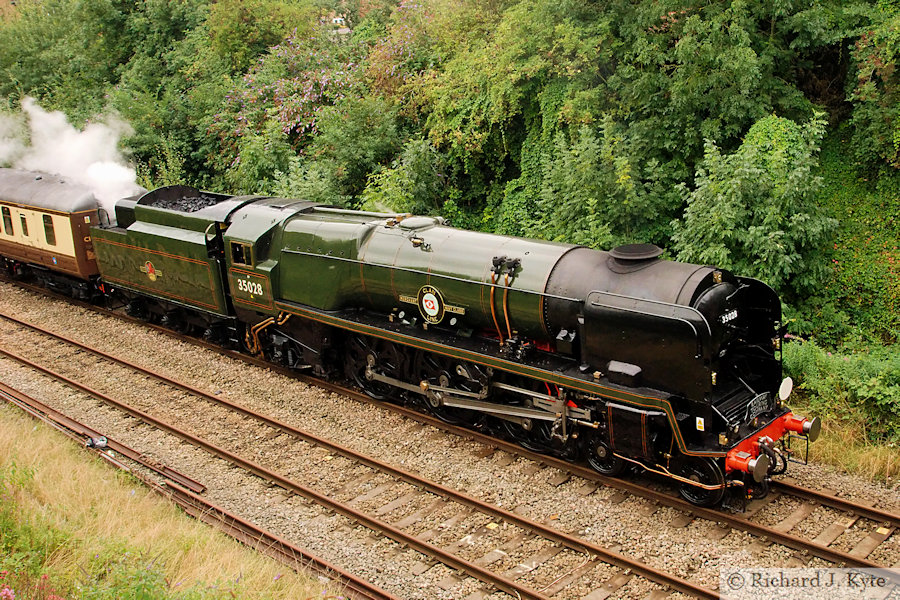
[161, 481, 402, 600]
[0, 311, 719, 599]
[98, 306, 894, 541]
[190, 333, 900, 542]
[7, 299, 892, 569]
[2, 283, 897, 573]
[122, 331, 900, 572]
[0, 344, 557, 600]
[0, 379, 397, 600]
[771, 480, 900, 529]
[0, 380, 206, 494]
[362, 392, 895, 570]
[12, 280, 896, 516]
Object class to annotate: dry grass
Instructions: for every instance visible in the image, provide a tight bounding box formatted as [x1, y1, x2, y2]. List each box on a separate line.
[0, 403, 332, 599]
[806, 415, 899, 482]
[0, 0, 16, 20]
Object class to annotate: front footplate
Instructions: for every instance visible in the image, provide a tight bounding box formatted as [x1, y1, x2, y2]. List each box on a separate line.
[725, 412, 821, 480]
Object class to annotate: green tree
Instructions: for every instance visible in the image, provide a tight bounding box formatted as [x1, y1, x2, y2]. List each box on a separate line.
[848, 6, 900, 169]
[273, 157, 348, 205]
[0, 0, 131, 120]
[359, 138, 447, 213]
[672, 113, 838, 296]
[305, 96, 403, 202]
[528, 123, 644, 249]
[206, 0, 317, 73]
[226, 120, 294, 193]
[110, 0, 226, 188]
[210, 27, 362, 153]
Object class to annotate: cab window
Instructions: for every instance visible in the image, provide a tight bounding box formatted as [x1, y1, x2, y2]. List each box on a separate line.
[43, 215, 56, 245]
[1, 207, 11, 235]
[231, 242, 252, 266]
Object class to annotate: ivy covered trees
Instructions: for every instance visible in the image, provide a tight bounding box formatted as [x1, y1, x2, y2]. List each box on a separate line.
[672, 114, 837, 298]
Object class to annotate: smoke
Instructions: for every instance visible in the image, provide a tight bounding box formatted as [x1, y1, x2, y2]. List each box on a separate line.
[0, 97, 143, 221]
[0, 111, 25, 163]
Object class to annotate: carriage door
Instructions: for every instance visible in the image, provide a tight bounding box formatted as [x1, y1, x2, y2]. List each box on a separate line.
[17, 210, 35, 247]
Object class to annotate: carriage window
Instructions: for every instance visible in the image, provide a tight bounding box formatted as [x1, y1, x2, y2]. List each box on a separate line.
[20, 215, 28, 237]
[1, 207, 11, 235]
[43, 215, 56, 245]
[231, 242, 252, 266]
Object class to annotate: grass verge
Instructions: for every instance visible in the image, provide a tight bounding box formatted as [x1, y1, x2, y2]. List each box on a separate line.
[784, 339, 899, 482]
[0, 402, 333, 600]
[795, 406, 899, 483]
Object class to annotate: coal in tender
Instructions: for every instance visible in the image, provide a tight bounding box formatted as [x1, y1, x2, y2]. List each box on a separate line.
[153, 194, 222, 212]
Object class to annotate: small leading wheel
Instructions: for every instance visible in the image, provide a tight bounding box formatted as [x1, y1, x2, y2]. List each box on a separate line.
[587, 438, 625, 476]
[678, 457, 726, 507]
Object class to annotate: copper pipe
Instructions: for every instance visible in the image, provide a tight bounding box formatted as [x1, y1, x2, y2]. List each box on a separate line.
[489, 273, 504, 346]
[502, 274, 513, 339]
[247, 312, 290, 355]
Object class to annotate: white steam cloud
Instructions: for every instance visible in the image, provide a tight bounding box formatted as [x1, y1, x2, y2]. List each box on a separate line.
[0, 111, 25, 162]
[0, 97, 143, 221]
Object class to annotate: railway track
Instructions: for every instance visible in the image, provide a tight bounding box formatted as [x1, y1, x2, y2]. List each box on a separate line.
[1, 283, 899, 593]
[352, 390, 900, 570]
[159, 325, 900, 571]
[0, 380, 397, 600]
[0, 310, 721, 599]
[211, 329, 900, 571]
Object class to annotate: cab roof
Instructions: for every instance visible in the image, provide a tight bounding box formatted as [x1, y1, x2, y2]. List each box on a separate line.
[224, 197, 320, 242]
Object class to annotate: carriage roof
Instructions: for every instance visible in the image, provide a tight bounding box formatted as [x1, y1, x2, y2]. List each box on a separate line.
[0, 168, 97, 213]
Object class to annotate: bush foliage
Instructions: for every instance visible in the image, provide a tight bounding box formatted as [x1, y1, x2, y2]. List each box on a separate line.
[672, 114, 838, 299]
[784, 340, 900, 442]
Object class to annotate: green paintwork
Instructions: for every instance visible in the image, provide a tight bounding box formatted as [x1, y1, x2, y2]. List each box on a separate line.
[92, 205, 229, 316]
[133, 204, 213, 232]
[278, 211, 378, 310]
[222, 198, 318, 317]
[277, 209, 576, 337]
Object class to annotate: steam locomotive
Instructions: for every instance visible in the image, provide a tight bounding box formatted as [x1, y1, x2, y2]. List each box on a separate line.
[0, 167, 820, 506]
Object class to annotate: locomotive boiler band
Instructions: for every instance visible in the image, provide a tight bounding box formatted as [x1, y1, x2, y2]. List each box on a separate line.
[0, 167, 821, 507]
